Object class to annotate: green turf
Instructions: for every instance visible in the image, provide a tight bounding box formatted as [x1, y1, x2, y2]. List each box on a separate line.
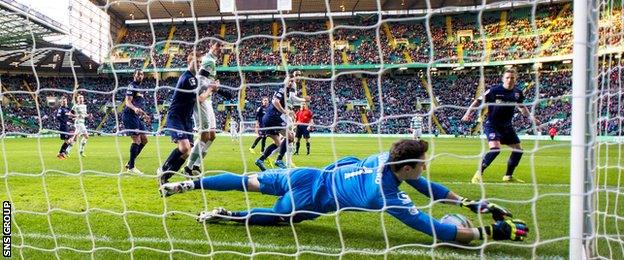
[0, 136, 622, 259]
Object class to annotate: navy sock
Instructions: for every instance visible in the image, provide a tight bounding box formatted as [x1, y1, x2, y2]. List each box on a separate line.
[276, 140, 287, 161]
[138, 143, 146, 155]
[193, 173, 249, 191]
[260, 137, 267, 152]
[259, 144, 277, 161]
[251, 137, 262, 149]
[295, 140, 301, 153]
[306, 142, 310, 154]
[162, 148, 184, 172]
[127, 143, 140, 169]
[60, 142, 68, 154]
[230, 208, 283, 225]
[480, 148, 501, 172]
[506, 150, 523, 176]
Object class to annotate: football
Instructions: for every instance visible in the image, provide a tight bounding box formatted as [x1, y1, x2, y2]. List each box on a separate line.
[440, 213, 473, 228]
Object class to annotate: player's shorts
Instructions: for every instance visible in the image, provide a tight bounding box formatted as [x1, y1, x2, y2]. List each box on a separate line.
[122, 111, 146, 135]
[74, 123, 88, 135]
[262, 114, 286, 136]
[295, 125, 310, 139]
[166, 115, 194, 142]
[483, 123, 520, 145]
[193, 100, 216, 131]
[59, 127, 72, 140]
[257, 169, 327, 221]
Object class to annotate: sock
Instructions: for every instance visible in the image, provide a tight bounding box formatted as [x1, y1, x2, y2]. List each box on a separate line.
[276, 139, 288, 161]
[79, 138, 87, 153]
[187, 140, 206, 167]
[506, 150, 523, 176]
[193, 173, 249, 191]
[59, 142, 68, 154]
[162, 148, 184, 172]
[260, 137, 267, 152]
[480, 148, 501, 173]
[137, 143, 146, 155]
[259, 144, 277, 161]
[66, 143, 73, 154]
[295, 140, 301, 153]
[230, 208, 283, 225]
[251, 137, 262, 149]
[193, 140, 212, 167]
[127, 143, 140, 169]
[306, 142, 310, 154]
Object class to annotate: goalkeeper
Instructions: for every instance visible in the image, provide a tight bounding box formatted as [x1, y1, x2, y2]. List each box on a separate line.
[160, 139, 528, 244]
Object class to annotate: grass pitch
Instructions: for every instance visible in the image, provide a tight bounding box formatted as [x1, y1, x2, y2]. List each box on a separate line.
[1, 135, 622, 259]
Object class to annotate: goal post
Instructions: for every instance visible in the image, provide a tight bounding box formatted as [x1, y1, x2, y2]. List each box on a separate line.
[570, 0, 591, 258]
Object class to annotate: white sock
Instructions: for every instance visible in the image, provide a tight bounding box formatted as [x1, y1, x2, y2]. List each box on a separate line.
[187, 140, 206, 168]
[193, 140, 212, 167]
[79, 138, 87, 153]
[66, 143, 73, 154]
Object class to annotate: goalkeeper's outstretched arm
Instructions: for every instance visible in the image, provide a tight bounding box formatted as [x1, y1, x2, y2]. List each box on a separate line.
[405, 177, 513, 221]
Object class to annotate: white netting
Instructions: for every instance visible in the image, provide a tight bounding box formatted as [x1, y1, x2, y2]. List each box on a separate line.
[1, 0, 622, 258]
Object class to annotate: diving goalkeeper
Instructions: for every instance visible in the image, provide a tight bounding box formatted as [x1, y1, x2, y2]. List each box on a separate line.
[160, 139, 528, 244]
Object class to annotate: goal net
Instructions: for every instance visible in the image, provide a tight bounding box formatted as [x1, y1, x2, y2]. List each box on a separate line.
[0, 0, 621, 258]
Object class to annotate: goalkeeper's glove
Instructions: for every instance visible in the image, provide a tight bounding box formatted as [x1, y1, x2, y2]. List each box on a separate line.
[479, 219, 529, 241]
[461, 198, 513, 221]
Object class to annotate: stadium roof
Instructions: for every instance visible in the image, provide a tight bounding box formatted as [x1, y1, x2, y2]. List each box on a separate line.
[0, 0, 98, 73]
[100, 0, 544, 22]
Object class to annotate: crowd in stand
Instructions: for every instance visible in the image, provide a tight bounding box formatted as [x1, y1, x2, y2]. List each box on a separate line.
[107, 3, 582, 71]
[3, 66, 607, 136]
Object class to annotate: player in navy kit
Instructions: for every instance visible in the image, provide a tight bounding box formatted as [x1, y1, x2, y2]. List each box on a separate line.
[56, 96, 74, 159]
[158, 53, 216, 184]
[122, 69, 150, 174]
[254, 71, 310, 170]
[249, 97, 269, 154]
[461, 69, 541, 183]
[160, 139, 528, 244]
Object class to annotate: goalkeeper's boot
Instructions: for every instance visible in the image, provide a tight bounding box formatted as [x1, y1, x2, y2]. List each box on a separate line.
[249, 148, 257, 155]
[275, 160, 287, 169]
[471, 171, 483, 184]
[197, 207, 232, 223]
[159, 181, 194, 197]
[502, 175, 525, 183]
[254, 159, 267, 172]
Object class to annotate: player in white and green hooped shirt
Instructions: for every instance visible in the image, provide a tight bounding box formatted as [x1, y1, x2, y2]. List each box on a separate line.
[70, 94, 91, 157]
[184, 38, 225, 179]
[410, 114, 423, 140]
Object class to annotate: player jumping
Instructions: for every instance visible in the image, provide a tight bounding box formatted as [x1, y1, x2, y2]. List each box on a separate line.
[183, 38, 228, 179]
[294, 102, 314, 155]
[122, 69, 150, 175]
[249, 97, 269, 154]
[254, 71, 310, 171]
[160, 139, 528, 244]
[461, 69, 541, 183]
[158, 53, 213, 184]
[56, 96, 74, 159]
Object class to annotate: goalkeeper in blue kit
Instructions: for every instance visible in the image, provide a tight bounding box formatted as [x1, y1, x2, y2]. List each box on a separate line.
[160, 139, 528, 244]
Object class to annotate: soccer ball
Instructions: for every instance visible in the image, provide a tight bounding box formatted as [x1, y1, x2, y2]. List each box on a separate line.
[439, 213, 473, 228]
